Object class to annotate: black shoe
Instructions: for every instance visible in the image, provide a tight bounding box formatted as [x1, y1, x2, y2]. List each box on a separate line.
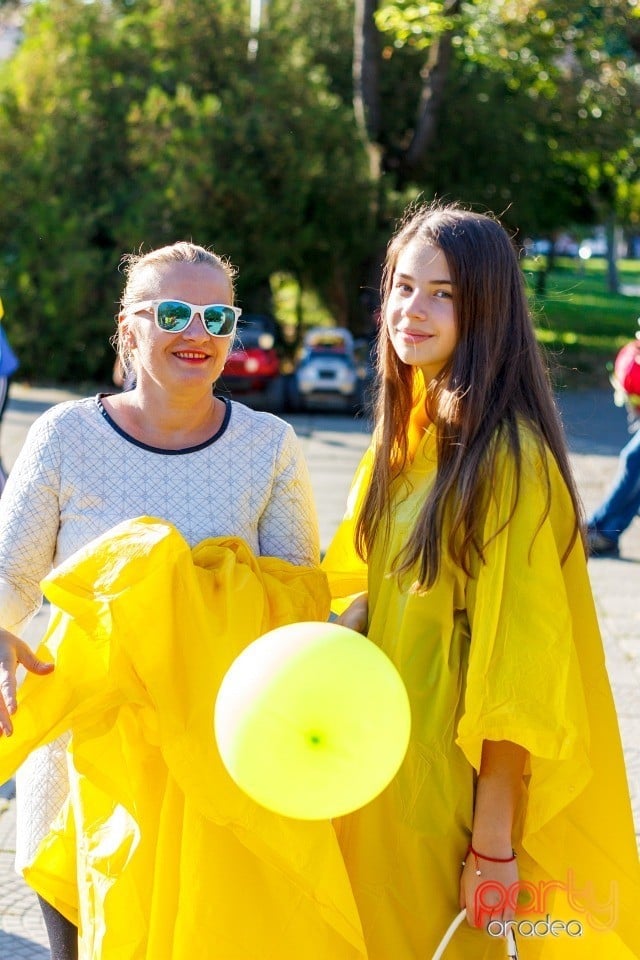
[587, 529, 620, 558]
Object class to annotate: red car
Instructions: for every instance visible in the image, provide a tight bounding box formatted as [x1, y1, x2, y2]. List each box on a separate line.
[220, 314, 288, 412]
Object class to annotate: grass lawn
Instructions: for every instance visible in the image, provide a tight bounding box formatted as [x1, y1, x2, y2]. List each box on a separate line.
[523, 256, 640, 389]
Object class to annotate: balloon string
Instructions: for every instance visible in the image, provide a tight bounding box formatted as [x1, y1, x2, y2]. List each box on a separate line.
[431, 909, 466, 960]
[431, 910, 519, 960]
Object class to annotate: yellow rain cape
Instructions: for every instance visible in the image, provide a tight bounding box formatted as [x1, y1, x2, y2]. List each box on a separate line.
[322, 379, 640, 959]
[0, 517, 367, 960]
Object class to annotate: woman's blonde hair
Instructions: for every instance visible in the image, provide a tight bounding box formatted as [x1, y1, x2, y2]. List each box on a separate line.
[114, 241, 237, 372]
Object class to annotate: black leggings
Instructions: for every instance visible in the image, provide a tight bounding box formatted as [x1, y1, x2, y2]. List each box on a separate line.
[37, 896, 78, 960]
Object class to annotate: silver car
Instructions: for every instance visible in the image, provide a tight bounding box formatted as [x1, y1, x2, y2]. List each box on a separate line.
[295, 327, 361, 411]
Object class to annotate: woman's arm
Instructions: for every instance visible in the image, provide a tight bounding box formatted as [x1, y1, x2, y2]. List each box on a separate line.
[334, 593, 368, 633]
[460, 739, 527, 928]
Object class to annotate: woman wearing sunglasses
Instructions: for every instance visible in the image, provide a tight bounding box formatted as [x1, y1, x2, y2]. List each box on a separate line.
[0, 242, 330, 960]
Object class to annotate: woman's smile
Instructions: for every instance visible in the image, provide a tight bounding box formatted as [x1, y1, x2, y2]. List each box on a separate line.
[173, 349, 211, 363]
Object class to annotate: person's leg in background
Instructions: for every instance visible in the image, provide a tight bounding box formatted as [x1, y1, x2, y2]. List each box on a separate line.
[588, 426, 640, 556]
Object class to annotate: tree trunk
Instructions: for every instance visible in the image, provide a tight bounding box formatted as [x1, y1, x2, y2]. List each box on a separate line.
[353, 0, 383, 180]
[398, 0, 461, 180]
[351, 0, 462, 330]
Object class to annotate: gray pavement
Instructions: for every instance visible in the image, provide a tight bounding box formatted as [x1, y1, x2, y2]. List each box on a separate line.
[0, 383, 638, 958]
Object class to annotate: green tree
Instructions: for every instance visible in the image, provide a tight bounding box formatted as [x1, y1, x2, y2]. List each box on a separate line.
[0, 0, 148, 378]
[354, 0, 640, 221]
[0, 0, 372, 379]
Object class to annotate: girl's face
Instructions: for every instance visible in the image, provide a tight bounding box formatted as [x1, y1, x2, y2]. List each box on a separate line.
[121, 262, 234, 393]
[386, 239, 457, 382]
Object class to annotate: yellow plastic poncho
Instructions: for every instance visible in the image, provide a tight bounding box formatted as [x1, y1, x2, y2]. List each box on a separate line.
[322, 397, 640, 959]
[0, 517, 367, 960]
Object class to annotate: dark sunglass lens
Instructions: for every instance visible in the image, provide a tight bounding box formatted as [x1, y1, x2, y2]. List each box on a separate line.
[203, 305, 236, 335]
[157, 301, 191, 331]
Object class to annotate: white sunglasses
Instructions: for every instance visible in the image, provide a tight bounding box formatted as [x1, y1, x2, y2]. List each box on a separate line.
[127, 299, 242, 337]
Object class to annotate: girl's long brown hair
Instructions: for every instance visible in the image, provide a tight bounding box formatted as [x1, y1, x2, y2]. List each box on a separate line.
[355, 203, 584, 587]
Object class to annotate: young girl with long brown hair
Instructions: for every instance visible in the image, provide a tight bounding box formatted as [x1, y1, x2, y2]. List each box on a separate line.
[322, 203, 640, 958]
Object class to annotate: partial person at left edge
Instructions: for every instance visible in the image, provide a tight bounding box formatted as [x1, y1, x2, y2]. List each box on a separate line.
[0, 295, 20, 493]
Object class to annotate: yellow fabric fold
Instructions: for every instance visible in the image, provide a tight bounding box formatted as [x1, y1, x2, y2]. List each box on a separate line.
[0, 517, 367, 960]
[322, 408, 640, 959]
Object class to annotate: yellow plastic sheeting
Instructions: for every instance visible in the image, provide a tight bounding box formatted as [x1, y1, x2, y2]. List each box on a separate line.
[322, 393, 640, 958]
[0, 517, 367, 960]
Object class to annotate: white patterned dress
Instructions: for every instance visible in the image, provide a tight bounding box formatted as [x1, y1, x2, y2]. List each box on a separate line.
[0, 395, 319, 869]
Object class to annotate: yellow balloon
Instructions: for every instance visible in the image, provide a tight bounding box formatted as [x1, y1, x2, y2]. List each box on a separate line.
[214, 621, 411, 819]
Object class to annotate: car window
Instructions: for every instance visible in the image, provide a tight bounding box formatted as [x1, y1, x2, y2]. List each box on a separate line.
[305, 350, 350, 361]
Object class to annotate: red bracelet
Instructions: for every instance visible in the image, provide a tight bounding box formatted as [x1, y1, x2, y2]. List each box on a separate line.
[462, 843, 516, 876]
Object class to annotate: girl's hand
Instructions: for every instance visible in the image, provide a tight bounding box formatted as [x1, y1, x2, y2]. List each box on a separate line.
[459, 844, 519, 931]
[335, 593, 368, 634]
[462, 740, 526, 930]
[0, 628, 54, 736]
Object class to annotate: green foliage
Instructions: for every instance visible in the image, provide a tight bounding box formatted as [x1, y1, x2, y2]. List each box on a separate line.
[524, 257, 640, 385]
[0, 0, 372, 380]
[376, 1, 456, 47]
[370, 0, 640, 229]
[0, 0, 144, 378]
[271, 272, 335, 334]
[412, 63, 598, 235]
[268, 0, 355, 104]
[1, 0, 639, 382]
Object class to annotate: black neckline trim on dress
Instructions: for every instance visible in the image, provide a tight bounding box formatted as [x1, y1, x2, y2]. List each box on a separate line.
[94, 394, 231, 455]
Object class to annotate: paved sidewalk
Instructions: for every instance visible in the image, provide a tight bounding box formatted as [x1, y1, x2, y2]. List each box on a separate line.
[0, 383, 638, 958]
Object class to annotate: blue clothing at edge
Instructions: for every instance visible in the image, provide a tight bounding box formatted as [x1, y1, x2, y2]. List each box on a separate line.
[588, 426, 640, 543]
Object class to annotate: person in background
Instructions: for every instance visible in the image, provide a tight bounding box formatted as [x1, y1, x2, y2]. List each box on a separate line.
[322, 202, 640, 958]
[0, 296, 20, 493]
[587, 333, 640, 557]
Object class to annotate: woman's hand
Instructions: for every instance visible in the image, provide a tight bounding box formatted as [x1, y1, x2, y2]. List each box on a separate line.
[459, 843, 519, 930]
[335, 593, 368, 634]
[0, 628, 54, 736]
